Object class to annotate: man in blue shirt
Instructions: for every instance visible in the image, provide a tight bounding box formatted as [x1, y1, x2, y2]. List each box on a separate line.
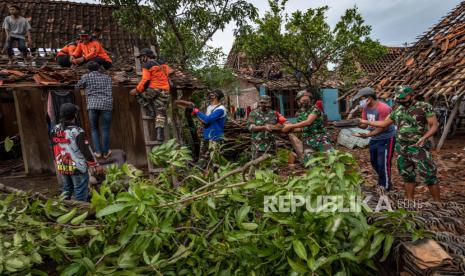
[189, 90, 227, 169]
[354, 87, 396, 191]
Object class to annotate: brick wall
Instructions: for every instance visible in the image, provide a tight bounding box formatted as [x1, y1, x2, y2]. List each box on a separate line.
[228, 79, 259, 110]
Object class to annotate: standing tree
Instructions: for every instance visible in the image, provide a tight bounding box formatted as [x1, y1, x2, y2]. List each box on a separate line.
[101, 0, 258, 70]
[235, 0, 386, 88]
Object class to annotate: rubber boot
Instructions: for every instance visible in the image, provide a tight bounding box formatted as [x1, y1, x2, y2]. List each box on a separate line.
[156, 127, 164, 142]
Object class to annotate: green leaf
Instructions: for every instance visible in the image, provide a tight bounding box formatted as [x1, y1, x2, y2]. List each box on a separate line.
[4, 137, 14, 152]
[80, 257, 95, 272]
[287, 257, 308, 273]
[104, 244, 122, 256]
[310, 256, 338, 271]
[207, 197, 216, 209]
[61, 262, 82, 276]
[240, 222, 258, 231]
[70, 211, 88, 225]
[380, 234, 394, 262]
[96, 203, 128, 218]
[292, 240, 307, 260]
[335, 163, 345, 179]
[167, 245, 191, 264]
[118, 214, 138, 245]
[236, 205, 250, 224]
[57, 208, 77, 224]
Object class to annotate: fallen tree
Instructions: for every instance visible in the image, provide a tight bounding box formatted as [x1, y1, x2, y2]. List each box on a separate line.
[0, 141, 423, 275]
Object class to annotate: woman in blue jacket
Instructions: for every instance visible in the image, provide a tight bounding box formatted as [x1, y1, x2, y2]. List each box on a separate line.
[189, 90, 227, 169]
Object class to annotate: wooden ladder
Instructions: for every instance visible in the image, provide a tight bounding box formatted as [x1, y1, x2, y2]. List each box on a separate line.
[140, 108, 165, 176]
[134, 45, 165, 177]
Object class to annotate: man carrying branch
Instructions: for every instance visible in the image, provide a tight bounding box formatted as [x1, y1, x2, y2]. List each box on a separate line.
[282, 90, 333, 163]
[247, 95, 287, 159]
[360, 86, 440, 202]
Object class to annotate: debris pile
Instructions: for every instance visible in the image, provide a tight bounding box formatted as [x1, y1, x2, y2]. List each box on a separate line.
[0, 65, 205, 90]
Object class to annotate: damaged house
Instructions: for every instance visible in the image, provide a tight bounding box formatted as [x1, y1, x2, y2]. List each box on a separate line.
[226, 46, 406, 120]
[0, 0, 205, 176]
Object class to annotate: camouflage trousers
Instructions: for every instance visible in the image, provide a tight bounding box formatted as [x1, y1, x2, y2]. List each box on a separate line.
[198, 139, 223, 170]
[303, 134, 333, 164]
[251, 141, 276, 159]
[135, 88, 169, 128]
[395, 141, 437, 185]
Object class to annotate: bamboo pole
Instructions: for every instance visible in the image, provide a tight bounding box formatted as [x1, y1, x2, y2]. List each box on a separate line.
[436, 94, 463, 151]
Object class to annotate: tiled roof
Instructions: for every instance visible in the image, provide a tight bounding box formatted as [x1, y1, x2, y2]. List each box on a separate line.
[359, 47, 407, 76]
[0, 0, 148, 59]
[368, 1, 465, 100]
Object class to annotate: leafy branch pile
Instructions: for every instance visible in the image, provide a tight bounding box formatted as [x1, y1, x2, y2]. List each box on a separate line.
[0, 141, 422, 275]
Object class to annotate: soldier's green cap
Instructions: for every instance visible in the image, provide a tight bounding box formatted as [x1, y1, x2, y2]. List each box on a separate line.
[259, 95, 271, 102]
[395, 85, 414, 100]
[296, 90, 310, 100]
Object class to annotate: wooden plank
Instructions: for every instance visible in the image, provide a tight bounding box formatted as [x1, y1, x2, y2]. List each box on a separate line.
[133, 46, 142, 76]
[13, 88, 54, 175]
[436, 94, 463, 150]
[127, 91, 148, 168]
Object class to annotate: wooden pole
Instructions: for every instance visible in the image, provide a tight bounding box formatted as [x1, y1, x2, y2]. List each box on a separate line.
[436, 95, 462, 151]
[133, 46, 142, 76]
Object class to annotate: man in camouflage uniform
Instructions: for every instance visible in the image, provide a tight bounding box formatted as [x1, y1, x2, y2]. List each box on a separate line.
[130, 48, 173, 142]
[247, 95, 287, 159]
[282, 90, 333, 163]
[360, 86, 440, 201]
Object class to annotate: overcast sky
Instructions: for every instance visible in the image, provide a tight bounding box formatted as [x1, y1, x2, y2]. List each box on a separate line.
[75, 0, 462, 55]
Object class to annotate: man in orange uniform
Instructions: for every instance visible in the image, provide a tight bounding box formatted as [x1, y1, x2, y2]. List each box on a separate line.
[130, 48, 173, 142]
[71, 30, 112, 70]
[56, 36, 79, 67]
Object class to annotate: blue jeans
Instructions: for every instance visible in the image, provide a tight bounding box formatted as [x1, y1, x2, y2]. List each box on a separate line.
[6, 37, 28, 57]
[369, 136, 396, 190]
[60, 173, 89, 201]
[88, 109, 112, 155]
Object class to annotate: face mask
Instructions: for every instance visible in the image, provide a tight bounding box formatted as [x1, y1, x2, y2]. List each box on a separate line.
[259, 104, 270, 111]
[397, 99, 412, 107]
[300, 100, 311, 109]
[359, 99, 368, 109]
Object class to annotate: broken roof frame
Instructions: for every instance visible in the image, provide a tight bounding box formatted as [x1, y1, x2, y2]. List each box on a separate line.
[367, 1, 465, 102]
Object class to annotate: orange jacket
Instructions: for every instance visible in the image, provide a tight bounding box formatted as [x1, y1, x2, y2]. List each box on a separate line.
[57, 43, 77, 57]
[72, 40, 112, 62]
[136, 60, 172, 93]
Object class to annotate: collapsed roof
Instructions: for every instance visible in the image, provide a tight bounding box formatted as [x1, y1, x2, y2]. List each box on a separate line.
[0, 0, 148, 59]
[369, 1, 465, 100]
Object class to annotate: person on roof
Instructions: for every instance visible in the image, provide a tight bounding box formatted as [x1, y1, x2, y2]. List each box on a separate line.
[247, 95, 288, 159]
[2, 5, 32, 65]
[129, 48, 173, 142]
[353, 87, 396, 191]
[56, 36, 80, 68]
[71, 30, 112, 70]
[360, 86, 440, 202]
[187, 90, 227, 170]
[281, 90, 333, 164]
[92, 28, 102, 41]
